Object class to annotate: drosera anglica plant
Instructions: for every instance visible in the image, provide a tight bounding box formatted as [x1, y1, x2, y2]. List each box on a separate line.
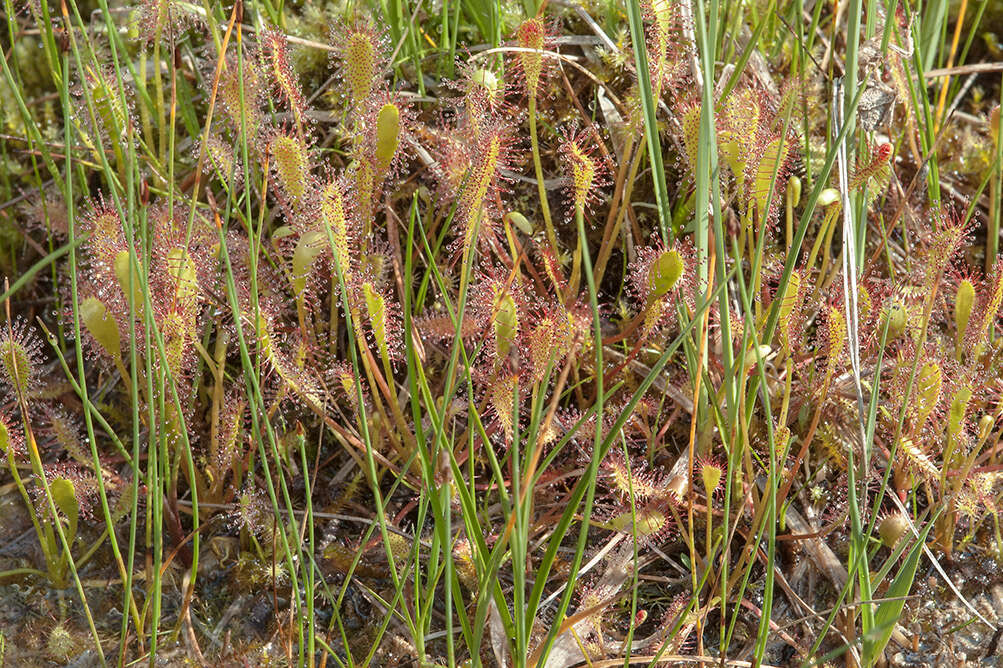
[5, 0, 1003, 665]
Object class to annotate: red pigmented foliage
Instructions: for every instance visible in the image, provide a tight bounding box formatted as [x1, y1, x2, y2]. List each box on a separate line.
[509, 18, 559, 99]
[525, 300, 581, 384]
[448, 61, 509, 126]
[449, 120, 520, 256]
[0, 413, 25, 459]
[259, 28, 309, 130]
[919, 208, 973, 289]
[215, 49, 265, 143]
[641, 0, 692, 96]
[600, 449, 668, 502]
[200, 133, 241, 185]
[136, 0, 204, 46]
[39, 405, 89, 465]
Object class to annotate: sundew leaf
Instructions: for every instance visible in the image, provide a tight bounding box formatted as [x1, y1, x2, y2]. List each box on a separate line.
[165, 247, 199, 312]
[749, 134, 791, 222]
[374, 103, 400, 174]
[80, 296, 121, 360]
[49, 477, 79, 547]
[113, 250, 144, 315]
[646, 249, 683, 300]
[679, 103, 701, 174]
[492, 291, 518, 364]
[718, 88, 759, 193]
[913, 362, 942, 427]
[291, 230, 327, 298]
[269, 132, 310, 206]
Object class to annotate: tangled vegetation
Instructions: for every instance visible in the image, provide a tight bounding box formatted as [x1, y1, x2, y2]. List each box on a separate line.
[1, 0, 1003, 665]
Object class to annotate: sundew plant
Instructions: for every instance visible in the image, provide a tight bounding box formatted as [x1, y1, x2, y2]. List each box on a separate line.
[1, 0, 1003, 666]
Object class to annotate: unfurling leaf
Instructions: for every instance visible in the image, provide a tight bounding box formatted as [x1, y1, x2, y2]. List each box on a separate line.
[374, 103, 400, 174]
[50, 478, 79, 546]
[80, 297, 121, 360]
[646, 249, 683, 301]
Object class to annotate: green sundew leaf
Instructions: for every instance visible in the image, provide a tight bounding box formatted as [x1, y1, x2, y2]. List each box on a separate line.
[858, 283, 873, 327]
[647, 249, 683, 300]
[291, 230, 326, 298]
[162, 310, 187, 380]
[0, 419, 12, 456]
[881, 301, 907, 342]
[492, 291, 518, 363]
[914, 362, 942, 427]
[750, 134, 791, 221]
[320, 180, 351, 277]
[608, 506, 669, 537]
[165, 247, 199, 309]
[679, 104, 701, 175]
[374, 103, 400, 174]
[825, 307, 847, 375]
[718, 88, 759, 193]
[0, 336, 33, 397]
[269, 133, 309, 205]
[49, 477, 79, 547]
[87, 65, 127, 137]
[113, 250, 144, 314]
[80, 296, 121, 360]
[777, 270, 802, 348]
[362, 282, 389, 361]
[344, 30, 378, 107]
[947, 385, 973, 440]
[954, 279, 975, 345]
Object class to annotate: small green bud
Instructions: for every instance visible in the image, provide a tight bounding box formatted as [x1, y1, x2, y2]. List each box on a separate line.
[291, 230, 327, 297]
[743, 344, 772, 368]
